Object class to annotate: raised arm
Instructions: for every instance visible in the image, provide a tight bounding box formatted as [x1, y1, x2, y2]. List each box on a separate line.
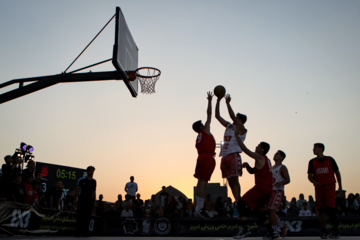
[225, 94, 245, 133]
[203, 91, 213, 133]
[215, 98, 230, 127]
[234, 126, 264, 169]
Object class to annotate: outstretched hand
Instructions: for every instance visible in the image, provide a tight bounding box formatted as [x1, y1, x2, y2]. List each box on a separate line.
[225, 94, 231, 103]
[207, 91, 214, 100]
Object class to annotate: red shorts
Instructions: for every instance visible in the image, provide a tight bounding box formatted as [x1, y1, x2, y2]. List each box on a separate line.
[220, 152, 242, 178]
[242, 184, 272, 211]
[267, 190, 284, 211]
[315, 183, 336, 210]
[194, 154, 216, 181]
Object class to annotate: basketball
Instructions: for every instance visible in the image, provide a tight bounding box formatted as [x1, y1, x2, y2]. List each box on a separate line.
[214, 85, 226, 98]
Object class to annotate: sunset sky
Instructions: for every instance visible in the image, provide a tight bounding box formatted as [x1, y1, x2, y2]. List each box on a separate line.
[1, 0, 359, 203]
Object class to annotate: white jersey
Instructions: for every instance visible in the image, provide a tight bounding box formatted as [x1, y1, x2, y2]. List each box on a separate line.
[219, 124, 247, 157]
[125, 181, 138, 196]
[272, 164, 285, 191]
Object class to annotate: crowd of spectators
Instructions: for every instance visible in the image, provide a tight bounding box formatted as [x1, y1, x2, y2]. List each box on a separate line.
[0, 154, 76, 211]
[1, 155, 359, 219]
[93, 190, 360, 220]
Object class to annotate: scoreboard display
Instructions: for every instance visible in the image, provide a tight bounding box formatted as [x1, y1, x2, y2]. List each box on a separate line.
[36, 161, 86, 194]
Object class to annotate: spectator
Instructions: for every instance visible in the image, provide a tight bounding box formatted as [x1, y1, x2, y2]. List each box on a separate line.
[356, 193, 360, 215]
[308, 195, 317, 216]
[23, 173, 37, 207]
[345, 193, 359, 217]
[1, 155, 13, 199]
[134, 193, 144, 217]
[299, 202, 312, 217]
[22, 160, 35, 182]
[63, 188, 76, 212]
[175, 196, 184, 217]
[150, 194, 159, 217]
[214, 196, 225, 217]
[142, 199, 151, 215]
[124, 176, 138, 203]
[33, 171, 46, 208]
[96, 194, 106, 215]
[224, 197, 235, 218]
[278, 195, 289, 217]
[2, 155, 12, 184]
[11, 154, 22, 183]
[296, 193, 307, 211]
[287, 197, 299, 217]
[335, 190, 346, 217]
[185, 198, 194, 218]
[10, 172, 25, 203]
[159, 186, 169, 217]
[47, 180, 64, 210]
[204, 194, 217, 218]
[114, 194, 123, 213]
[121, 202, 134, 218]
[0, 177, 6, 202]
[167, 195, 177, 217]
[122, 194, 134, 212]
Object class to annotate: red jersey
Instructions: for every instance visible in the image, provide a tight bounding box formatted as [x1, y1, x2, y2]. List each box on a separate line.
[23, 182, 34, 205]
[195, 129, 216, 155]
[310, 157, 336, 185]
[254, 156, 273, 187]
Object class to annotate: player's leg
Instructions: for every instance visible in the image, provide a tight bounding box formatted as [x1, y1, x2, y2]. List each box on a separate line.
[195, 179, 207, 211]
[228, 176, 240, 201]
[325, 184, 339, 238]
[315, 187, 328, 238]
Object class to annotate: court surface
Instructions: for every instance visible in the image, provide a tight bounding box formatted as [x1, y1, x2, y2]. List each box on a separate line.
[5, 236, 360, 240]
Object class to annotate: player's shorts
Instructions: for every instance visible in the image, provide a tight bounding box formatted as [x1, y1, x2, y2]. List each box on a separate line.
[220, 152, 242, 178]
[315, 183, 336, 210]
[193, 153, 216, 182]
[242, 184, 272, 211]
[267, 190, 284, 211]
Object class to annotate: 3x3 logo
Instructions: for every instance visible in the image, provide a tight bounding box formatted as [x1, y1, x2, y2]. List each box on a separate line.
[10, 209, 31, 228]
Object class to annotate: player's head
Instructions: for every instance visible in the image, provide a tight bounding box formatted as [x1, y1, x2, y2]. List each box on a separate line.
[257, 142, 270, 155]
[236, 113, 247, 124]
[86, 166, 95, 177]
[313, 143, 325, 155]
[130, 176, 134, 182]
[274, 150, 286, 162]
[87, 166, 95, 171]
[192, 120, 203, 133]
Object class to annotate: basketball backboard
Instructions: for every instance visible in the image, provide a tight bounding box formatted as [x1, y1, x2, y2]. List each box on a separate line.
[112, 7, 138, 97]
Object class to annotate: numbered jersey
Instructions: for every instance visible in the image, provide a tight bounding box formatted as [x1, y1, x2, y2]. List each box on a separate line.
[219, 124, 246, 157]
[195, 129, 216, 155]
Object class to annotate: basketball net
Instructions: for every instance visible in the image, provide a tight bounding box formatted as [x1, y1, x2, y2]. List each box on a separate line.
[136, 67, 161, 94]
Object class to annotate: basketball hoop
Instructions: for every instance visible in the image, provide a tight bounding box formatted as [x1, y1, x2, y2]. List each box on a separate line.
[135, 67, 161, 94]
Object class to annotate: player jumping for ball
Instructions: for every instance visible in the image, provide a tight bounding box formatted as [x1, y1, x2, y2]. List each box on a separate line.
[215, 94, 247, 202]
[192, 91, 216, 218]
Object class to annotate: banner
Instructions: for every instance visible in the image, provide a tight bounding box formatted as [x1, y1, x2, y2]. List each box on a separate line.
[1, 202, 360, 236]
[0, 201, 43, 230]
